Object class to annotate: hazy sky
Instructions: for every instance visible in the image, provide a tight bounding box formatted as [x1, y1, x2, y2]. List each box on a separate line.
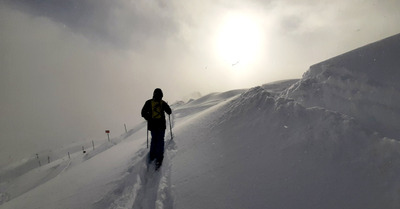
[1, 0, 400, 165]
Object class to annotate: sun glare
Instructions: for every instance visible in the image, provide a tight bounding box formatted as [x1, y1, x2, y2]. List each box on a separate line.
[215, 13, 263, 67]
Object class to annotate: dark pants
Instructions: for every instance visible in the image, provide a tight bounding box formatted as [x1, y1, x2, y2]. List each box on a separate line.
[149, 130, 165, 166]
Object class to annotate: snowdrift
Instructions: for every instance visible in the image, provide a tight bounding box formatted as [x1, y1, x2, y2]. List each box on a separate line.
[171, 86, 400, 209]
[283, 33, 400, 139]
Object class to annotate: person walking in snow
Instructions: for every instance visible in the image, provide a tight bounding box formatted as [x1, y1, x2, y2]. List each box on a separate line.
[141, 88, 172, 170]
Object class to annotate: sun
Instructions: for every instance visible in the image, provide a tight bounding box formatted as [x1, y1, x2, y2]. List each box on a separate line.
[215, 13, 263, 67]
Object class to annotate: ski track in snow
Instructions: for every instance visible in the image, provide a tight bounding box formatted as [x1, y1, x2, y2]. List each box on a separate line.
[0, 122, 147, 207]
[94, 136, 177, 209]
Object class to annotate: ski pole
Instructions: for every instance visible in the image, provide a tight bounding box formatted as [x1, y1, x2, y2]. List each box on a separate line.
[146, 123, 149, 149]
[169, 114, 173, 140]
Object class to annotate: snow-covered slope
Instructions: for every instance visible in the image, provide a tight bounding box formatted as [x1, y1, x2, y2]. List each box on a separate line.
[283, 33, 400, 139]
[170, 34, 400, 208]
[1, 34, 400, 209]
[171, 87, 400, 209]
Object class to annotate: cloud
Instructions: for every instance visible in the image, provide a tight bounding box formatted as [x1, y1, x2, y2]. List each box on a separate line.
[3, 0, 178, 49]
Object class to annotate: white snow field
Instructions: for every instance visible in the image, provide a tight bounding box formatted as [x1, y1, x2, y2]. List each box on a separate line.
[1, 33, 400, 209]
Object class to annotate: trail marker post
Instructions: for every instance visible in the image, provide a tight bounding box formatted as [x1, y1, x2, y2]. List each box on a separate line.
[36, 154, 41, 167]
[105, 130, 110, 142]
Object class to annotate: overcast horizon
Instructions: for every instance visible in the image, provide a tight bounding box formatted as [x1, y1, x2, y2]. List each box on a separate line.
[1, 0, 400, 166]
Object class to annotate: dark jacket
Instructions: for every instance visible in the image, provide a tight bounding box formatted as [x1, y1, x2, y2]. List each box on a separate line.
[141, 99, 172, 131]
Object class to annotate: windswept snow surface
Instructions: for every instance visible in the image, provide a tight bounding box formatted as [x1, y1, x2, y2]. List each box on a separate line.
[2, 34, 400, 209]
[172, 87, 400, 209]
[283, 33, 400, 139]
[170, 35, 400, 208]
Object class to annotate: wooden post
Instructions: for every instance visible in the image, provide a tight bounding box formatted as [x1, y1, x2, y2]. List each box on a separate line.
[92, 140, 95, 150]
[68, 152, 71, 159]
[124, 124, 128, 133]
[48, 156, 50, 164]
